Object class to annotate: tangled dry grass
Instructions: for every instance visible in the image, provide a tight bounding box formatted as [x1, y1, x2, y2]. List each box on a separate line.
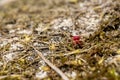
[0, 0, 120, 80]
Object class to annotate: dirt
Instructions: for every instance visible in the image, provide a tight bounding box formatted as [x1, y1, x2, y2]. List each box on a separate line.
[0, 0, 120, 80]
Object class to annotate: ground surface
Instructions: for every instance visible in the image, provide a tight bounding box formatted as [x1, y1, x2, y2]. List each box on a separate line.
[0, 0, 120, 80]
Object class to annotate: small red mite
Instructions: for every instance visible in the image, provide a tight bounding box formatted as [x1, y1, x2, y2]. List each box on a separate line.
[72, 35, 81, 45]
[71, 32, 82, 48]
[71, 31, 82, 48]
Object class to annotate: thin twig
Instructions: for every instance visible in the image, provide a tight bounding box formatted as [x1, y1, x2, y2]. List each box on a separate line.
[29, 44, 69, 80]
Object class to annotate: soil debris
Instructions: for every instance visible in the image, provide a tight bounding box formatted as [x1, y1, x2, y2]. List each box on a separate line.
[0, 0, 120, 80]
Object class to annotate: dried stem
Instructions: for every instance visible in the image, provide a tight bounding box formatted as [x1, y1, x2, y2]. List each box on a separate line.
[29, 44, 69, 80]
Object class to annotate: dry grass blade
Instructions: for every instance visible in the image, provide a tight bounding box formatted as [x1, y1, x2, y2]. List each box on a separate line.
[0, 74, 22, 80]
